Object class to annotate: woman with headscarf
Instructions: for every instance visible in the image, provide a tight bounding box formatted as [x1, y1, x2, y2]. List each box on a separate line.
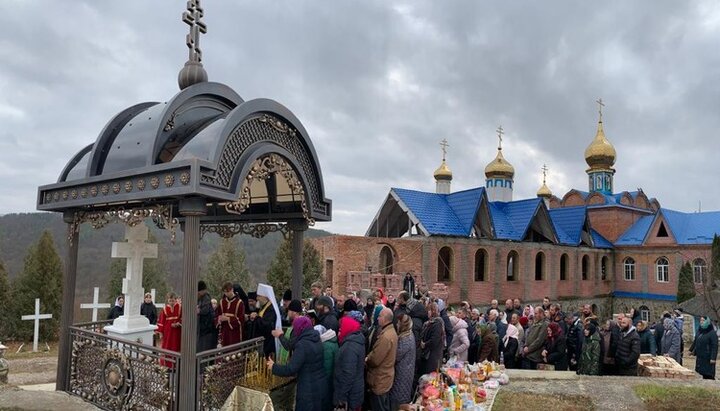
[366, 304, 384, 355]
[578, 322, 601, 375]
[690, 316, 718, 379]
[660, 317, 681, 363]
[268, 316, 326, 411]
[448, 315, 470, 361]
[636, 320, 657, 355]
[364, 298, 375, 328]
[334, 310, 365, 411]
[390, 313, 416, 410]
[542, 322, 568, 370]
[503, 323, 520, 369]
[418, 302, 445, 375]
[107, 295, 124, 320]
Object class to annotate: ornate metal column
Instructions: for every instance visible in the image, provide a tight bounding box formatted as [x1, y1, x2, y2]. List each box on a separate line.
[178, 198, 206, 411]
[289, 221, 308, 301]
[56, 211, 79, 391]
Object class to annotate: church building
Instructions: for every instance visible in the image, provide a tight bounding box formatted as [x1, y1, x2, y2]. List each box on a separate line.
[310, 104, 720, 320]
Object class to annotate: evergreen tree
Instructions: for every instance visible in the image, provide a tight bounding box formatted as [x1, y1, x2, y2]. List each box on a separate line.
[202, 237, 251, 299]
[0, 260, 10, 340]
[266, 235, 323, 299]
[11, 231, 63, 341]
[107, 234, 170, 312]
[677, 261, 695, 303]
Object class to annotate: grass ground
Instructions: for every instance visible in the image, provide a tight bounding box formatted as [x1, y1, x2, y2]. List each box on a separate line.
[493, 391, 595, 411]
[2, 341, 58, 360]
[633, 384, 720, 411]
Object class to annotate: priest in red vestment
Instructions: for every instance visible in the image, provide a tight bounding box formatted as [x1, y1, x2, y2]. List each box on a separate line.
[216, 281, 245, 346]
[157, 292, 182, 367]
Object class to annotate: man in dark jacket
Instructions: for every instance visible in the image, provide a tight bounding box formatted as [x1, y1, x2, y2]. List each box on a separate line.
[654, 312, 671, 356]
[334, 320, 365, 409]
[197, 281, 216, 352]
[438, 300, 453, 351]
[403, 272, 416, 296]
[316, 296, 339, 333]
[615, 316, 640, 376]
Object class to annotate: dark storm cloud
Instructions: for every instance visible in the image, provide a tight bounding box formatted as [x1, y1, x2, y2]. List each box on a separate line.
[0, 1, 718, 234]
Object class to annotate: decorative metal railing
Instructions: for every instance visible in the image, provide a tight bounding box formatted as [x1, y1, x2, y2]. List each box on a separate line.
[68, 323, 180, 410]
[196, 337, 264, 410]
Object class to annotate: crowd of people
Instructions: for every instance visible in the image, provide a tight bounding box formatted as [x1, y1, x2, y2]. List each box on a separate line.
[105, 274, 719, 410]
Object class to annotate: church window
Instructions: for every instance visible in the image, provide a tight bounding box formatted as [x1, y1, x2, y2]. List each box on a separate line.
[601, 256, 609, 280]
[437, 246, 453, 282]
[535, 252, 545, 281]
[693, 258, 707, 284]
[379, 246, 394, 275]
[657, 222, 669, 238]
[596, 176, 602, 190]
[624, 257, 635, 281]
[507, 251, 519, 281]
[639, 305, 650, 322]
[581, 255, 589, 280]
[656, 257, 669, 282]
[474, 249, 487, 281]
[560, 254, 569, 280]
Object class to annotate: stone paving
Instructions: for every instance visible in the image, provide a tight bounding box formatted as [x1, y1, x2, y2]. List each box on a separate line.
[0, 384, 101, 411]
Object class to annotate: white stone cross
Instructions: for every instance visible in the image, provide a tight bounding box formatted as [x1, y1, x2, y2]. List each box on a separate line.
[149, 289, 165, 309]
[111, 224, 157, 330]
[21, 298, 52, 352]
[80, 287, 111, 322]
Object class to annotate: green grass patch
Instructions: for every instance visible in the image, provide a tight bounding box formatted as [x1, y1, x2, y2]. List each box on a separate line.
[493, 391, 594, 411]
[633, 384, 720, 411]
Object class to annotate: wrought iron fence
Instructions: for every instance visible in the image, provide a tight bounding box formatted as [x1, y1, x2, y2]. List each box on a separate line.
[196, 337, 264, 410]
[68, 323, 181, 411]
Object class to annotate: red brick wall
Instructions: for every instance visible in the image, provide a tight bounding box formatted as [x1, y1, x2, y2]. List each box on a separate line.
[587, 207, 648, 243]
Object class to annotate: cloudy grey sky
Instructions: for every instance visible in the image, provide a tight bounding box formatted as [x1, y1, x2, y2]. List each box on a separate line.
[1, 1, 719, 235]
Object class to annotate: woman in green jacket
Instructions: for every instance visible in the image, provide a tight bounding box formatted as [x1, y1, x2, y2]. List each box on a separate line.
[578, 322, 601, 375]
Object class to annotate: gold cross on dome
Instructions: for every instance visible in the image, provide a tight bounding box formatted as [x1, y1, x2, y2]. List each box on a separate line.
[542, 164, 549, 184]
[183, 0, 207, 63]
[496, 125, 504, 150]
[596, 98, 604, 122]
[439, 139, 449, 161]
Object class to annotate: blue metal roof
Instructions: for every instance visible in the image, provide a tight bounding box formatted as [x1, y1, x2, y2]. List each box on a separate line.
[616, 208, 720, 246]
[548, 206, 587, 245]
[391, 187, 484, 236]
[591, 229, 614, 249]
[613, 291, 676, 301]
[662, 208, 720, 245]
[490, 198, 543, 241]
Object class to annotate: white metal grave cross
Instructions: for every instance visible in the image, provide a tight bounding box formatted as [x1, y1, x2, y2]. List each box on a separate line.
[21, 298, 52, 352]
[150, 289, 165, 309]
[111, 224, 158, 323]
[80, 287, 111, 322]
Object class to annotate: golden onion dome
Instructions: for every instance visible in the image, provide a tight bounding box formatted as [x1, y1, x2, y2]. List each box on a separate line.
[484, 149, 515, 179]
[433, 160, 452, 180]
[537, 183, 552, 198]
[584, 121, 616, 169]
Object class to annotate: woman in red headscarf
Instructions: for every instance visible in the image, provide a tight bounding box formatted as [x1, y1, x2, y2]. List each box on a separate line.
[541, 322, 568, 370]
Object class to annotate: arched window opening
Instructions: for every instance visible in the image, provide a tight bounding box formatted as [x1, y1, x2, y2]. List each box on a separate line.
[560, 254, 569, 281]
[624, 257, 635, 281]
[437, 246, 453, 282]
[535, 252, 545, 281]
[656, 257, 669, 282]
[474, 249, 487, 281]
[507, 251, 519, 281]
[581, 255, 589, 280]
[693, 258, 707, 284]
[601, 256, 609, 280]
[379, 246, 394, 275]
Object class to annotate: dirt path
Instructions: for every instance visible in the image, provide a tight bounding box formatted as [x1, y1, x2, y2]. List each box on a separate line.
[6, 357, 58, 386]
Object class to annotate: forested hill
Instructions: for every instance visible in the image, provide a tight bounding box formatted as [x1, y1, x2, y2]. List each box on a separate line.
[0, 212, 332, 301]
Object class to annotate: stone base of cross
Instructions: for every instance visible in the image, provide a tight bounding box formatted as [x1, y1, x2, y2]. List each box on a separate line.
[104, 224, 158, 345]
[21, 298, 52, 353]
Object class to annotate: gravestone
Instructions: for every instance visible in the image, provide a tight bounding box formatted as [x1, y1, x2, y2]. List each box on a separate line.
[80, 286, 111, 322]
[21, 298, 52, 352]
[104, 224, 158, 345]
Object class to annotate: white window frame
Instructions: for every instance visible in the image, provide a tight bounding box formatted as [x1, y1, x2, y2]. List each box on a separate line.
[640, 308, 650, 322]
[624, 257, 635, 281]
[693, 259, 707, 284]
[656, 257, 669, 283]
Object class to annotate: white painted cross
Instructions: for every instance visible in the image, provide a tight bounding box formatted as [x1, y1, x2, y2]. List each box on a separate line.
[111, 224, 157, 330]
[21, 298, 52, 352]
[80, 287, 111, 322]
[149, 289, 165, 309]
